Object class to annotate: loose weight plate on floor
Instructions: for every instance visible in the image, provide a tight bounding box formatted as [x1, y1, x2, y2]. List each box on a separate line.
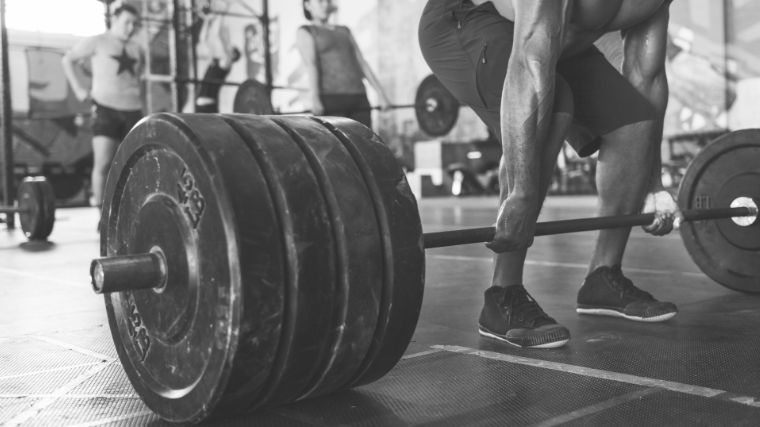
[100, 113, 289, 423]
[678, 129, 760, 293]
[17, 177, 55, 240]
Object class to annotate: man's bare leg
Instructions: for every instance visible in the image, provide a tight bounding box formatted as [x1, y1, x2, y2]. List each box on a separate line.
[577, 119, 677, 322]
[90, 135, 118, 207]
[589, 120, 656, 272]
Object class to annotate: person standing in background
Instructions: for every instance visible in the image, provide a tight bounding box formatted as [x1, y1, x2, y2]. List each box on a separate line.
[296, 0, 391, 128]
[62, 4, 144, 222]
[194, 1, 242, 113]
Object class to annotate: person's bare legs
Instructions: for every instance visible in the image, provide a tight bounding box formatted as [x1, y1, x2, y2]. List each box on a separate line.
[577, 119, 677, 322]
[90, 135, 118, 207]
[589, 120, 656, 272]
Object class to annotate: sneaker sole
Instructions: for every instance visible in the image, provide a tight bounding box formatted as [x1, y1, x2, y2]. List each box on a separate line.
[576, 308, 677, 322]
[477, 328, 569, 349]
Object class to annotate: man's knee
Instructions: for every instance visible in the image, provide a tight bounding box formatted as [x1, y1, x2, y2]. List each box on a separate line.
[602, 119, 658, 149]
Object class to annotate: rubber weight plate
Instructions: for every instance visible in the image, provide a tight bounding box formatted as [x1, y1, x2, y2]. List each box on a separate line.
[232, 79, 274, 115]
[17, 177, 56, 241]
[100, 113, 286, 423]
[266, 116, 384, 401]
[678, 129, 760, 293]
[218, 114, 340, 408]
[313, 117, 425, 387]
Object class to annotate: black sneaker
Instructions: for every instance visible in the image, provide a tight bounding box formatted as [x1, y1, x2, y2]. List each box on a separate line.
[478, 285, 570, 349]
[577, 265, 678, 322]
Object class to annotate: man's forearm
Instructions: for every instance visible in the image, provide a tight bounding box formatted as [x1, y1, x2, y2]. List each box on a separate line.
[360, 61, 387, 102]
[499, 60, 555, 202]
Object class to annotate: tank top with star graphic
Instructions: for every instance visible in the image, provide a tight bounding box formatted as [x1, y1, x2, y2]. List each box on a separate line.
[67, 32, 144, 110]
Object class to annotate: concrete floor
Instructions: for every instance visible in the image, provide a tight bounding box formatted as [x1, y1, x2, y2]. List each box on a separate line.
[1, 195, 760, 426]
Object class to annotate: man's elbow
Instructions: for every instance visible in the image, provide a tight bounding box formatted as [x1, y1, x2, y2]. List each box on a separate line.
[61, 54, 76, 69]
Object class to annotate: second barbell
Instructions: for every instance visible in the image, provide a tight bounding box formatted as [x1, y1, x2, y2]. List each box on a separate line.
[232, 74, 461, 137]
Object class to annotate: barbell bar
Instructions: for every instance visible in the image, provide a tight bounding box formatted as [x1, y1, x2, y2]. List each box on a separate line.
[260, 100, 436, 117]
[145, 74, 304, 92]
[424, 204, 758, 249]
[0, 206, 25, 214]
[92, 203, 758, 294]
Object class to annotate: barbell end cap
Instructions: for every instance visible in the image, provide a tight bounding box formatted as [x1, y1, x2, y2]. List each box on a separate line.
[425, 98, 438, 113]
[730, 197, 759, 227]
[90, 260, 106, 294]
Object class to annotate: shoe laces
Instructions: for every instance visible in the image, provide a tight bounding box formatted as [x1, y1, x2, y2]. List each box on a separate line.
[606, 267, 653, 301]
[502, 286, 553, 327]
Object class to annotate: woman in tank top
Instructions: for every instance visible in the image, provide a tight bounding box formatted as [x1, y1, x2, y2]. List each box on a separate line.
[296, 0, 391, 128]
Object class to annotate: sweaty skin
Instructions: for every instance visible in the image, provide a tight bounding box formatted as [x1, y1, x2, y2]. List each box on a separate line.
[472, 0, 674, 253]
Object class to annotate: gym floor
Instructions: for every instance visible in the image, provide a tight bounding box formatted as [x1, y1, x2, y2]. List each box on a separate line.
[1, 195, 759, 426]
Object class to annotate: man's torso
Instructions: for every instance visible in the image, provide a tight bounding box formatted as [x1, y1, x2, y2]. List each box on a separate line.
[90, 32, 143, 110]
[304, 25, 365, 95]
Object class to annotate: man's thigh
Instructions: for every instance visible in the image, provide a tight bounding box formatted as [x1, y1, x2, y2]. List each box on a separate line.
[419, 0, 513, 110]
[558, 47, 657, 157]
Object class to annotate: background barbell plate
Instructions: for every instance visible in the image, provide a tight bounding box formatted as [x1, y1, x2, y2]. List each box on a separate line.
[678, 129, 760, 293]
[101, 113, 287, 423]
[415, 74, 460, 137]
[17, 177, 55, 241]
[232, 79, 275, 115]
[314, 117, 425, 387]
[267, 116, 384, 401]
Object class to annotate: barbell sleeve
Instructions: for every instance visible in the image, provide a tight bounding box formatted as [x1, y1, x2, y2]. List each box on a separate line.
[91, 251, 167, 294]
[274, 103, 426, 116]
[423, 206, 757, 249]
[0, 206, 25, 214]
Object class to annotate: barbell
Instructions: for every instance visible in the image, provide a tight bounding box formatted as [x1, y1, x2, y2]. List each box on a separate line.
[1, 177, 56, 241]
[147, 74, 297, 92]
[233, 74, 461, 137]
[89, 114, 759, 423]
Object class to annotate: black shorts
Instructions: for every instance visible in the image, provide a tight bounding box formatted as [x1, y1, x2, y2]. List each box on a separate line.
[195, 102, 219, 114]
[92, 102, 143, 141]
[195, 60, 231, 111]
[418, 0, 657, 156]
[321, 93, 372, 129]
